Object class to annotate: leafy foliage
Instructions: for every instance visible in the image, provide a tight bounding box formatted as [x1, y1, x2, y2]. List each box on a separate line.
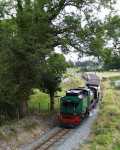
[0, 0, 114, 117]
[102, 16, 120, 69]
[40, 54, 67, 111]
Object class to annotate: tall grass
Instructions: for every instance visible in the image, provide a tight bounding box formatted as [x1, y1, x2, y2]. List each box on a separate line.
[81, 79, 120, 150]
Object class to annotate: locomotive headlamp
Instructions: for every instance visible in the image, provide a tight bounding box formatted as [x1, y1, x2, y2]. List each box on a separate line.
[78, 95, 83, 99]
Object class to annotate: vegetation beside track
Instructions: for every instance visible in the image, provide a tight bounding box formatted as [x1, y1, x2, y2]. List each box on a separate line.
[109, 75, 120, 81]
[28, 70, 120, 112]
[29, 90, 50, 112]
[28, 68, 84, 112]
[81, 76, 120, 150]
[0, 71, 119, 149]
[0, 68, 84, 148]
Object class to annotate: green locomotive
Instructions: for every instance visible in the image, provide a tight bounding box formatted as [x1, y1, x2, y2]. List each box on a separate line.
[59, 74, 101, 126]
[59, 87, 95, 126]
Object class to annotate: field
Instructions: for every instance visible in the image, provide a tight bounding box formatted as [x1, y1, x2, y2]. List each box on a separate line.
[28, 70, 120, 113]
[28, 68, 84, 112]
[81, 74, 120, 150]
[29, 90, 50, 112]
[96, 71, 120, 78]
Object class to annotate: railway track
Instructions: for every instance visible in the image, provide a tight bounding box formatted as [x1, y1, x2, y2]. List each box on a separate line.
[35, 128, 70, 150]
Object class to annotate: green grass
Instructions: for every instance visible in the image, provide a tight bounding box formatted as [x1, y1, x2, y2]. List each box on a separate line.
[109, 76, 120, 81]
[28, 79, 84, 112]
[28, 71, 120, 113]
[96, 71, 120, 78]
[62, 77, 84, 90]
[29, 89, 61, 112]
[0, 130, 8, 141]
[29, 71, 120, 114]
[28, 69, 84, 112]
[29, 90, 50, 112]
[109, 76, 120, 89]
[81, 79, 120, 150]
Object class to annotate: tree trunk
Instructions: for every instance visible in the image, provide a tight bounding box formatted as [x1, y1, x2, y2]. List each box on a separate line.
[50, 93, 54, 112]
[19, 99, 28, 117]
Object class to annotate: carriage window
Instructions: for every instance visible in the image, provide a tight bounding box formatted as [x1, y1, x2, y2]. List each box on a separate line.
[82, 90, 89, 96]
[66, 93, 78, 96]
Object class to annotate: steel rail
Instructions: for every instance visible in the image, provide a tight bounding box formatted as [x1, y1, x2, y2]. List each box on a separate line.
[35, 128, 70, 150]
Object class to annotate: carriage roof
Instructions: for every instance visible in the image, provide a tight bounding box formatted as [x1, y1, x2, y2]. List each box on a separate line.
[85, 73, 100, 86]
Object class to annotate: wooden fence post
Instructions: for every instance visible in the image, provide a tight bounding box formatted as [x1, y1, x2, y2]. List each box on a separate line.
[17, 109, 20, 121]
[48, 103, 50, 112]
[39, 103, 41, 113]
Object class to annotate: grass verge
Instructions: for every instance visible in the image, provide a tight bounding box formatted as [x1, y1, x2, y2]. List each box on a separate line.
[81, 79, 120, 150]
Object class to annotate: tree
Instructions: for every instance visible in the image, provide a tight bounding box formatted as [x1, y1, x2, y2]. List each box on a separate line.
[1, 0, 113, 55]
[0, 0, 40, 117]
[68, 60, 75, 68]
[0, 8, 19, 116]
[40, 53, 67, 111]
[101, 16, 120, 69]
[0, 0, 113, 117]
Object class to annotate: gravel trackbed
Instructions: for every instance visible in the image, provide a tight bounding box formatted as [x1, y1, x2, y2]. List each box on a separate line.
[20, 107, 99, 150]
[50, 108, 99, 150]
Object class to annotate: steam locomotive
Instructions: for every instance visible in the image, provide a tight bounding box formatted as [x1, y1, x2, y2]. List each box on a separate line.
[59, 73, 101, 127]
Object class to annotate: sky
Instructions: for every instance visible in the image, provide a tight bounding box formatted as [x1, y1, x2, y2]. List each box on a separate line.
[59, 0, 120, 62]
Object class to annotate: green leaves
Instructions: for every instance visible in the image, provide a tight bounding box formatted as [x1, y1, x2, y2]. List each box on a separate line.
[101, 15, 120, 69]
[106, 15, 120, 39]
[40, 53, 67, 94]
[0, 0, 115, 115]
[39, 53, 67, 110]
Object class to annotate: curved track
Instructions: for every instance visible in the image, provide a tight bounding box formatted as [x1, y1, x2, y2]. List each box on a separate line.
[35, 128, 70, 150]
[19, 107, 99, 150]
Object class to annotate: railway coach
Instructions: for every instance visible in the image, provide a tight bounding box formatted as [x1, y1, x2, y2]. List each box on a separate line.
[85, 73, 102, 102]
